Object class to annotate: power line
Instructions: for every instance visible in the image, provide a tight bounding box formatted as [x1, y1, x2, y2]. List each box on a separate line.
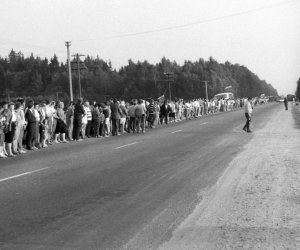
[75, 0, 299, 42]
[0, 39, 65, 54]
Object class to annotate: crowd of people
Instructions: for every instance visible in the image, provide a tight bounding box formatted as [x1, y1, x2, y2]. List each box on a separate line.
[0, 96, 247, 159]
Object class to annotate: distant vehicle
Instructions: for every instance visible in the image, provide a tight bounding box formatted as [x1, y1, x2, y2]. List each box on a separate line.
[277, 98, 284, 103]
[213, 92, 234, 100]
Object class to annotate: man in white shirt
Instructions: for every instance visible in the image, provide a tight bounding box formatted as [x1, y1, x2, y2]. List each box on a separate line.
[243, 97, 253, 133]
[33, 103, 41, 148]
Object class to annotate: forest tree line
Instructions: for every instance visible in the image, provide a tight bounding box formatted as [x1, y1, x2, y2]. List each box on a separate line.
[0, 49, 278, 103]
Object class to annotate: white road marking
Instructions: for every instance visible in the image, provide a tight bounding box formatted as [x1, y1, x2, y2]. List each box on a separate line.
[200, 122, 208, 125]
[171, 130, 182, 134]
[0, 167, 49, 183]
[114, 142, 139, 149]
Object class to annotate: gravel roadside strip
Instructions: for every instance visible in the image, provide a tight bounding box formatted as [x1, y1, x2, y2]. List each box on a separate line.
[159, 104, 300, 250]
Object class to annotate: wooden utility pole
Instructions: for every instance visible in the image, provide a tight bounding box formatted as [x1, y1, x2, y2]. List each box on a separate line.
[72, 53, 85, 99]
[203, 81, 209, 100]
[65, 41, 73, 102]
[164, 72, 174, 101]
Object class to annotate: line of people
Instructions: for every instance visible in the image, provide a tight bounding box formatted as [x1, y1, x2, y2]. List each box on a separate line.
[0, 97, 245, 159]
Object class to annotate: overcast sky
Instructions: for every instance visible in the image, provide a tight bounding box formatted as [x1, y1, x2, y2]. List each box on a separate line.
[1, 0, 299, 95]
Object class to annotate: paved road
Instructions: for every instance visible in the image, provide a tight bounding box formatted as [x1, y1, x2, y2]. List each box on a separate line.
[0, 103, 280, 249]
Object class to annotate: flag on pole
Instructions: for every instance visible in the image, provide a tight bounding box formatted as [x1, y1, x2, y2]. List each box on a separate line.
[157, 94, 165, 103]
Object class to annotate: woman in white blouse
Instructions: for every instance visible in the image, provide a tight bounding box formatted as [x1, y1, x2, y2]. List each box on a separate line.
[4, 103, 17, 157]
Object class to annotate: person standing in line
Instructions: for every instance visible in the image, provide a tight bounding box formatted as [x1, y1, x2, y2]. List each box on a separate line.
[33, 103, 41, 149]
[98, 105, 105, 137]
[12, 102, 23, 154]
[203, 99, 208, 115]
[91, 104, 101, 138]
[154, 100, 160, 125]
[16, 98, 27, 153]
[146, 99, 156, 128]
[0, 105, 7, 158]
[199, 98, 204, 116]
[103, 101, 111, 137]
[243, 97, 253, 133]
[44, 101, 52, 145]
[54, 101, 68, 143]
[169, 101, 176, 122]
[49, 101, 57, 142]
[38, 103, 48, 148]
[73, 98, 85, 141]
[184, 101, 191, 120]
[84, 101, 92, 137]
[127, 100, 137, 133]
[160, 100, 171, 125]
[110, 99, 121, 136]
[135, 99, 147, 133]
[119, 100, 128, 134]
[66, 102, 74, 141]
[284, 97, 288, 110]
[3, 103, 16, 157]
[25, 100, 37, 150]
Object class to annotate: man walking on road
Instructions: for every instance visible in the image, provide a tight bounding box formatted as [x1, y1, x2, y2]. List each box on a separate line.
[243, 97, 253, 133]
[284, 97, 288, 110]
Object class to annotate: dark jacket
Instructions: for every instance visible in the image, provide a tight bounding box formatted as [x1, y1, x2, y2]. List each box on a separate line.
[74, 103, 85, 117]
[110, 102, 122, 120]
[160, 104, 171, 116]
[25, 108, 36, 124]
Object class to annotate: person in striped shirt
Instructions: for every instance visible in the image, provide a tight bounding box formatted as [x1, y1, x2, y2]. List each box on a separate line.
[146, 99, 156, 128]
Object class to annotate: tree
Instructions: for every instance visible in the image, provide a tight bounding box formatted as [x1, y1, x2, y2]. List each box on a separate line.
[296, 78, 300, 100]
[0, 49, 279, 102]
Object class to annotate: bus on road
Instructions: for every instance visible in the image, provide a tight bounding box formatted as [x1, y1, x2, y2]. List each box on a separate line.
[213, 92, 234, 100]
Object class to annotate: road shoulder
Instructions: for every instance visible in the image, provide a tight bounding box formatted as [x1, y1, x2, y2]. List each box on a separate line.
[159, 105, 300, 249]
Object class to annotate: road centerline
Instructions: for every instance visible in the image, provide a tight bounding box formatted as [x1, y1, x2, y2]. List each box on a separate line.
[0, 167, 49, 183]
[114, 141, 139, 149]
[171, 130, 182, 134]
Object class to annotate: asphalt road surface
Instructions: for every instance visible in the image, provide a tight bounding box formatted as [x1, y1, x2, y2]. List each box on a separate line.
[0, 103, 280, 249]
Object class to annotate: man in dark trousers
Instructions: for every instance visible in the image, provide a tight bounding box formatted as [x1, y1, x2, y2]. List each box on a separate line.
[25, 100, 37, 150]
[110, 98, 122, 136]
[73, 98, 85, 141]
[160, 100, 172, 125]
[243, 97, 253, 133]
[284, 97, 288, 110]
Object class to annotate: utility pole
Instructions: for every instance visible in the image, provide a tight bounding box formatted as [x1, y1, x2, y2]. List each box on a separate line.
[72, 53, 85, 99]
[203, 81, 209, 100]
[164, 72, 174, 101]
[65, 41, 73, 102]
